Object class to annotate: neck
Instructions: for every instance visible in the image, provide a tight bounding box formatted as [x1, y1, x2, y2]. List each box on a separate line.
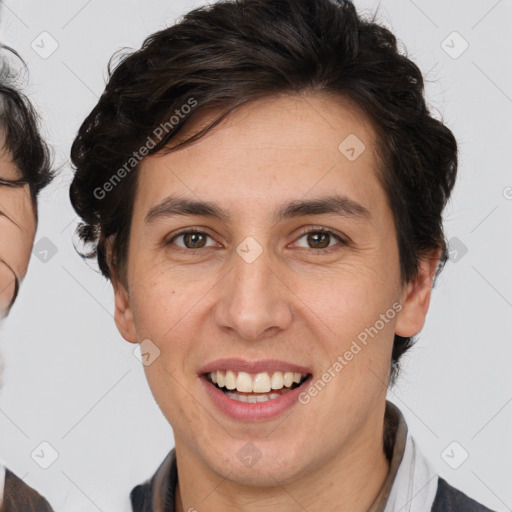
[174, 406, 390, 512]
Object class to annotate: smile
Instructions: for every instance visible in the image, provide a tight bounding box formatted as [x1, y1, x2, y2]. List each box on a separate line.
[206, 370, 310, 403]
[199, 358, 313, 420]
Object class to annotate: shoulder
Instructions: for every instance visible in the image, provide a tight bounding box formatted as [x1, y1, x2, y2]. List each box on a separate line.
[432, 477, 496, 512]
[2, 467, 53, 512]
[130, 480, 153, 512]
[130, 449, 177, 512]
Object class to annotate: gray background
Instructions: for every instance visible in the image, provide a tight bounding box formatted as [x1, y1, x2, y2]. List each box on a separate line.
[0, 0, 510, 510]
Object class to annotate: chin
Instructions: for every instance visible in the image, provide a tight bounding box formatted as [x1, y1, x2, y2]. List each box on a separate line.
[201, 441, 308, 487]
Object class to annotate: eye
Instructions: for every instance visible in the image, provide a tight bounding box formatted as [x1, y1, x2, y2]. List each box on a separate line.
[167, 229, 219, 250]
[166, 227, 347, 254]
[293, 228, 346, 253]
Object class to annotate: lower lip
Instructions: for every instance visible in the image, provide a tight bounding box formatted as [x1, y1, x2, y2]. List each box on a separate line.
[200, 375, 312, 422]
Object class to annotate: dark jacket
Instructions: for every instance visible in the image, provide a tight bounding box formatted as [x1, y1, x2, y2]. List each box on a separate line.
[432, 478, 495, 512]
[0, 468, 53, 512]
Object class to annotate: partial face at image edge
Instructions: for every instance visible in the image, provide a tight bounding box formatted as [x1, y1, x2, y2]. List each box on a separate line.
[0, 148, 37, 317]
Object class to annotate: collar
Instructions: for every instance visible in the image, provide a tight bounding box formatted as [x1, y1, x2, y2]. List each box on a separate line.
[134, 400, 439, 512]
[380, 404, 439, 511]
[367, 400, 408, 512]
[367, 400, 438, 512]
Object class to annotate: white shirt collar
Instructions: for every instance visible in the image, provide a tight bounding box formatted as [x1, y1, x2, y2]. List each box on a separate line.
[383, 430, 438, 512]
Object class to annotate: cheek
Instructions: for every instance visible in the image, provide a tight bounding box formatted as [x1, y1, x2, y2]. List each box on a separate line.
[290, 261, 400, 396]
[129, 265, 208, 361]
[2, 225, 36, 276]
[297, 257, 399, 331]
[133, 275, 210, 431]
[0, 216, 36, 313]
[0, 263, 16, 313]
[0, 191, 37, 276]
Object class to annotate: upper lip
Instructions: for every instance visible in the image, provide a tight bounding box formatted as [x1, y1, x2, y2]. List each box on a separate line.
[198, 358, 313, 376]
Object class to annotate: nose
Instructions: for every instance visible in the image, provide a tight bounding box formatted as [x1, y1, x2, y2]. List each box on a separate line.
[214, 243, 293, 341]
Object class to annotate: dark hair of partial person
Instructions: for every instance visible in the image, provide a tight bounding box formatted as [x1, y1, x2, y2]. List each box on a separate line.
[69, 0, 458, 386]
[0, 43, 53, 201]
[0, 467, 54, 512]
[0, 44, 54, 315]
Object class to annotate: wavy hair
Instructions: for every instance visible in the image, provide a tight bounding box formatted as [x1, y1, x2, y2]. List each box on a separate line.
[69, 0, 458, 385]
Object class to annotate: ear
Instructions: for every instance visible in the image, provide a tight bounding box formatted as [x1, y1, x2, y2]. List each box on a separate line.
[113, 277, 138, 344]
[395, 248, 442, 337]
[106, 236, 138, 344]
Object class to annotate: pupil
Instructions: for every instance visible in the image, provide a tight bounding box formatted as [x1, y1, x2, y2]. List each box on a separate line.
[309, 232, 329, 249]
[185, 233, 205, 248]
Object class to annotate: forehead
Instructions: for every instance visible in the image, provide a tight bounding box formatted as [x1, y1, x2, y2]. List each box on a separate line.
[135, 93, 383, 218]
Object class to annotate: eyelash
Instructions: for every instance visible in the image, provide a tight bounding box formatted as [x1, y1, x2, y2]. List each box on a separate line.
[166, 226, 348, 255]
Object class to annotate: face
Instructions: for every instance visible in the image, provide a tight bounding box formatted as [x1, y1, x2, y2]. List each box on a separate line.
[114, 93, 438, 486]
[0, 148, 36, 316]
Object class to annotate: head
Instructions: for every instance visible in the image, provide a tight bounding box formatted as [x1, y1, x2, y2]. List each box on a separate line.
[70, 0, 457, 487]
[0, 44, 53, 316]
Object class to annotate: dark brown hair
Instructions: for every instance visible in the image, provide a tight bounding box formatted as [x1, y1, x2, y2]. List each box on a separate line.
[0, 44, 54, 313]
[69, 0, 457, 384]
[0, 44, 53, 200]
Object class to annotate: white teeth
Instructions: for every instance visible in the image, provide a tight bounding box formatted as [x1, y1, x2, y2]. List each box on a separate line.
[209, 370, 308, 393]
[225, 391, 282, 403]
[283, 372, 294, 387]
[271, 372, 284, 389]
[253, 372, 271, 393]
[224, 370, 236, 390]
[236, 371, 254, 393]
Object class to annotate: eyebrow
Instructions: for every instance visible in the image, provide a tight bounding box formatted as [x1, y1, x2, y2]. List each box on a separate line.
[144, 194, 371, 225]
[0, 177, 27, 188]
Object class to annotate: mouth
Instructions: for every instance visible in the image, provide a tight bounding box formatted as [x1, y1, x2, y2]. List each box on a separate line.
[204, 370, 312, 403]
[198, 358, 314, 420]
